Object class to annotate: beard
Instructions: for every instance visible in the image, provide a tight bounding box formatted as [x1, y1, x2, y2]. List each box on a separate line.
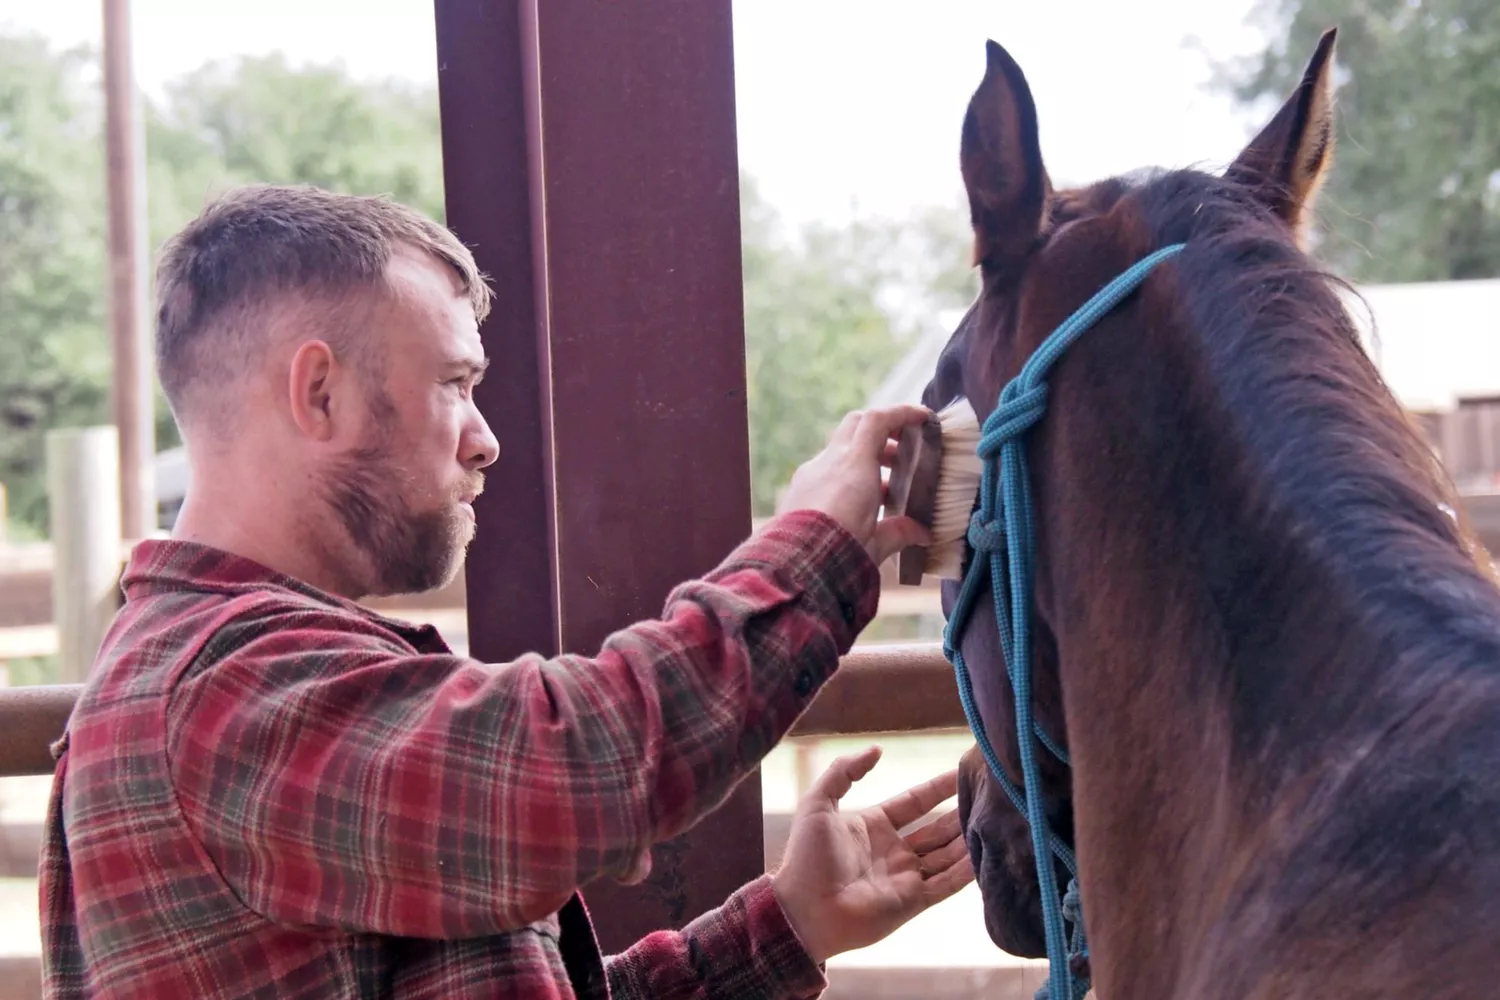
[319, 419, 480, 598]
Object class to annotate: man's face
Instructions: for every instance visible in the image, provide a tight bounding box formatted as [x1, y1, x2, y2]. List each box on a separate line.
[321, 249, 499, 597]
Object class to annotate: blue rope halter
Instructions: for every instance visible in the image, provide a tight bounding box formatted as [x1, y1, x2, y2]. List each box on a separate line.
[942, 242, 1186, 1000]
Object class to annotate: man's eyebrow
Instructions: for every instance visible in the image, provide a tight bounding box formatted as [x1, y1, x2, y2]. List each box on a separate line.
[444, 357, 491, 378]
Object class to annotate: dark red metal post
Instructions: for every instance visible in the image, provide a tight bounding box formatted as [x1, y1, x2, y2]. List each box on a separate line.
[434, 0, 558, 661]
[434, 0, 764, 955]
[102, 0, 155, 541]
[524, 0, 763, 952]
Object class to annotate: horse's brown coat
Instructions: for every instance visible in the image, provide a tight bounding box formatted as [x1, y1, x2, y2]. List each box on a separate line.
[928, 29, 1500, 999]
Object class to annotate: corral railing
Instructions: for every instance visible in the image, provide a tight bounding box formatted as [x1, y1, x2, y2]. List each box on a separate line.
[0, 643, 964, 780]
[0, 644, 1011, 1000]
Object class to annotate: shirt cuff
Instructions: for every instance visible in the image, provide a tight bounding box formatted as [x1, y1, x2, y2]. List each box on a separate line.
[691, 873, 829, 1000]
[734, 509, 882, 652]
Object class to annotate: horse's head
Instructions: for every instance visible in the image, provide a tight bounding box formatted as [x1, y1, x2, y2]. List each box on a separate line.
[929, 30, 1340, 956]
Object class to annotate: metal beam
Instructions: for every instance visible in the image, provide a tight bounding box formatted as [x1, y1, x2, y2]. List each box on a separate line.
[100, 0, 154, 540]
[519, 0, 764, 950]
[433, 0, 559, 662]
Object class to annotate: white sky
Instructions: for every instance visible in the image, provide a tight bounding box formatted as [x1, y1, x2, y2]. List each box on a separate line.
[0, 0, 1282, 228]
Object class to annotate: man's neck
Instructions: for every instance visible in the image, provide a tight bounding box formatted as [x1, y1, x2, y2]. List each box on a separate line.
[172, 489, 366, 601]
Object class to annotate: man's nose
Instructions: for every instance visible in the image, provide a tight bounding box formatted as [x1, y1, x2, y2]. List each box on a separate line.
[464, 410, 500, 469]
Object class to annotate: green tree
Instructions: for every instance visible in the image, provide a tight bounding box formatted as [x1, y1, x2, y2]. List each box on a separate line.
[0, 38, 972, 534]
[740, 177, 974, 515]
[1222, 0, 1500, 282]
[145, 53, 446, 245]
[0, 42, 450, 537]
[0, 33, 110, 534]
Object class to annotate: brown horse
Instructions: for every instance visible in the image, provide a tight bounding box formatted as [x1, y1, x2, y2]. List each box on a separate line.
[923, 28, 1500, 999]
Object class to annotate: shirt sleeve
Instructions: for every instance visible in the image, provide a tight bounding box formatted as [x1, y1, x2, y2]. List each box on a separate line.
[165, 510, 878, 939]
[603, 875, 827, 1000]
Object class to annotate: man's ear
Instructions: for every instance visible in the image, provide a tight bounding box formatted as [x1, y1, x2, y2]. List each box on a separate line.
[1226, 27, 1339, 246]
[287, 339, 338, 442]
[961, 40, 1052, 274]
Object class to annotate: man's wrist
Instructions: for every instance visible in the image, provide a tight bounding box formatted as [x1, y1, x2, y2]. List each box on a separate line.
[770, 869, 834, 966]
[746, 509, 882, 649]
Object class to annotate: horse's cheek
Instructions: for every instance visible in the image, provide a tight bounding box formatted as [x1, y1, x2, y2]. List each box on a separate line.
[961, 608, 1019, 759]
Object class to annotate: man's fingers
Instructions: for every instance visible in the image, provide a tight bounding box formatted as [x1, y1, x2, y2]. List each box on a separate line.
[806, 745, 883, 809]
[918, 829, 971, 872]
[904, 807, 962, 853]
[830, 410, 865, 444]
[880, 439, 899, 467]
[852, 405, 932, 456]
[879, 767, 960, 830]
[921, 844, 976, 903]
[867, 516, 933, 565]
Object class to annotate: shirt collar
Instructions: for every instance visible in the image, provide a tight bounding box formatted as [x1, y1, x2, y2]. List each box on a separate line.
[121, 538, 446, 647]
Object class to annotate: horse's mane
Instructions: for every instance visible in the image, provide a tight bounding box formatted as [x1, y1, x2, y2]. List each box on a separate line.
[1146, 169, 1494, 601]
[1116, 168, 1500, 758]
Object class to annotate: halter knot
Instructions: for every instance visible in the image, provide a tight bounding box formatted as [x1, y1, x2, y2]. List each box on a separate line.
[966, 511, 1008, 554]
[1033, 879, 1092, 1000]
[1061, 878, 1083, 925]
[977, 381, 1049, 459]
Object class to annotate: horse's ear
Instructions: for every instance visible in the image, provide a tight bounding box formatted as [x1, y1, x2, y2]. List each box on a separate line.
[961, 40, 1051, 273]
[1227, 27, 1338, 245]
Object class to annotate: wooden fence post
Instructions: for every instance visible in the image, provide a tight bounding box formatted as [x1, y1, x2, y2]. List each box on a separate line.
[46, 427, 123, 684]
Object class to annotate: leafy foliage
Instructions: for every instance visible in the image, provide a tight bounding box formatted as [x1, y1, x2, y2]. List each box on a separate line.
[1222, 0, 1500, 281]
[0, 34, 973, 535]
[0, 43, 452, 537]
[741, 178, 975, 514]
[145, 53, 447, 240]
[0, 34, 109, 533]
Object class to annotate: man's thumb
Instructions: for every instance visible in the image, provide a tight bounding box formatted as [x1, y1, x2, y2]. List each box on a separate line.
[867, 515, 933, 565]
[805, 745, 883, 811]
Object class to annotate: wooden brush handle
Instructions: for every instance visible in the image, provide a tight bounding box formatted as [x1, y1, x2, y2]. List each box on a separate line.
[884, 412, 944, 586]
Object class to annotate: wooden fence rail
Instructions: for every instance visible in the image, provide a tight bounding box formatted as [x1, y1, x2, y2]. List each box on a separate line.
[0, 643, 985, 998]
[0, 684, 79, 777]
[0, 643, 963, 779]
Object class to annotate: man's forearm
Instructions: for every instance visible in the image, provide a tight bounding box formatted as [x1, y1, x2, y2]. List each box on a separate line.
[167, 509, 880, 937]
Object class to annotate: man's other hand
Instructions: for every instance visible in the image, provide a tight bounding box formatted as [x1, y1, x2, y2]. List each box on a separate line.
[770, 745, 975, 965]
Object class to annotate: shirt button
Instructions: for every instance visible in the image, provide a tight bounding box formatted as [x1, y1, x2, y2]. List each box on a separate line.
[794, 670, 814, 697]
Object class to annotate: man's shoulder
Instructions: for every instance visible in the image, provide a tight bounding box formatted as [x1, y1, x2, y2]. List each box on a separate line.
[183, 584, 418, 677]
[95, 560, 415, 705]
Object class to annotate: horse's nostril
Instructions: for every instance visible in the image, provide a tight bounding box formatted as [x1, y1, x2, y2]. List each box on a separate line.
[966, 828, 986, 873]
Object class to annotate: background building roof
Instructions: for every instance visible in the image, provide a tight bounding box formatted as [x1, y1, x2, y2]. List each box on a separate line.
[866, 278, 1500, 414]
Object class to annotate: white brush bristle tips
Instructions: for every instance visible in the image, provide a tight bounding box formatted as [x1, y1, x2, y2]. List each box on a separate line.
[923, 397, 983, 580]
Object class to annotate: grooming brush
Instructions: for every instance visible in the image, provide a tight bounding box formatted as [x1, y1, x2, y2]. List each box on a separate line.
[884, 396, 984, 585]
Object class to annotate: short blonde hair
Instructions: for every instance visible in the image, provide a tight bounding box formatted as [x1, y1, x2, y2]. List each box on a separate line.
[154, 183, 492, 423]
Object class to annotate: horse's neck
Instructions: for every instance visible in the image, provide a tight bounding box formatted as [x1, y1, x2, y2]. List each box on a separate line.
[1034, 342, 1500, 997]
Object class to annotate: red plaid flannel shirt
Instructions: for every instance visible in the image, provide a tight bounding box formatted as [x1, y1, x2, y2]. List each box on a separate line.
[37, 509, 880, 999]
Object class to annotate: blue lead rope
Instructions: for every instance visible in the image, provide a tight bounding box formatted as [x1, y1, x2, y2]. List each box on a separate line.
[941, 243, 1186, 1000]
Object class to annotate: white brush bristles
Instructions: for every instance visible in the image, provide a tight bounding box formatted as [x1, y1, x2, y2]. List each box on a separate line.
[923, 396, 984, 580]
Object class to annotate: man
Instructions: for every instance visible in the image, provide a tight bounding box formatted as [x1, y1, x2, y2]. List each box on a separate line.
[38, 185, 973, 999]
